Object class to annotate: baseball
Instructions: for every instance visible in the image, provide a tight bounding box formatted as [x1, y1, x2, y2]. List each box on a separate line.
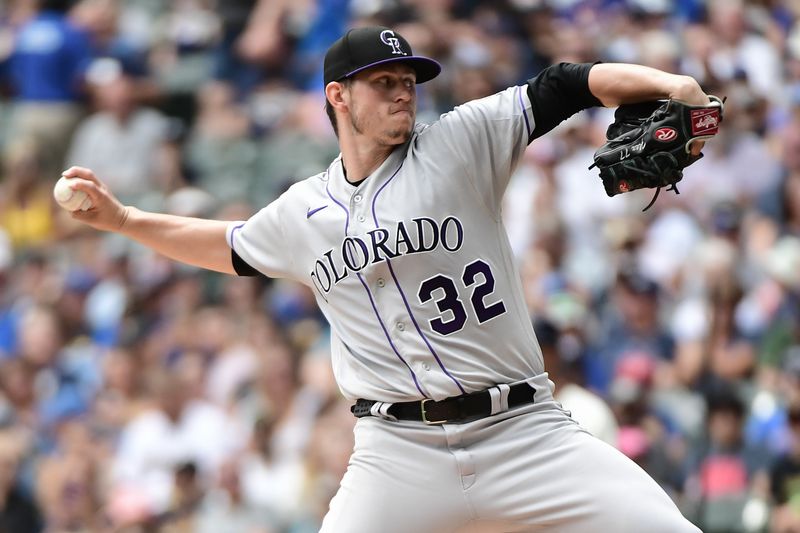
[53, 176, 92, 212]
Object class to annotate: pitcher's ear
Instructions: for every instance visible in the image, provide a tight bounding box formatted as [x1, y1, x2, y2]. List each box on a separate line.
[325, 81, 349, 112]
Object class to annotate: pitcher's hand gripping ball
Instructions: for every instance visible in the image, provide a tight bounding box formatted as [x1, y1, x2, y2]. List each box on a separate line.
[54, 176, 93, 212]
[590, 96, 724, 210]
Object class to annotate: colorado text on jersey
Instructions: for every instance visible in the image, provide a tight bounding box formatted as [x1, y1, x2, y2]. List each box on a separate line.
[310, 215, 464, 295]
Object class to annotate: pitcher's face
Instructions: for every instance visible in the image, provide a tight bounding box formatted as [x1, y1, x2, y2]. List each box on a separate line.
[345, 63, 417, 146]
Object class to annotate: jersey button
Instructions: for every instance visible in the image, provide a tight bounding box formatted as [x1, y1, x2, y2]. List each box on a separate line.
[422, 363, 431, 371]
[396, 322, 405, 331]
[354, 194, 362, 203]
[357, 215, 366, 223]
[377, 278, 386, 287]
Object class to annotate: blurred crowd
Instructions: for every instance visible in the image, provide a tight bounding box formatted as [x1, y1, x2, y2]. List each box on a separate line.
[0, 0, 798, 531]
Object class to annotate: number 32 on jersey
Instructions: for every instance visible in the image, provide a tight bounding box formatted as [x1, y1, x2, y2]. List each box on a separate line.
[417, 259, 507, 335]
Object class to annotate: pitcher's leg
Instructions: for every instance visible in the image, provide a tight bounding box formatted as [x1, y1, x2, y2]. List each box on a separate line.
[535, 429, 700, 533]
[320, 417, 471, 533]
[467, 405, 699, 532]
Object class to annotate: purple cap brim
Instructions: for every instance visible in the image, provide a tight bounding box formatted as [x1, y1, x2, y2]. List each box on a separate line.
[342, 56, 442, 84]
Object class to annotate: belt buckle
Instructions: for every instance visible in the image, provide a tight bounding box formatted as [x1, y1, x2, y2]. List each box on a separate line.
[420, 399, 447, 425]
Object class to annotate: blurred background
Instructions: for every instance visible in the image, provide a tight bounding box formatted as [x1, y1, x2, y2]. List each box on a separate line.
[0, 0, 798, 531]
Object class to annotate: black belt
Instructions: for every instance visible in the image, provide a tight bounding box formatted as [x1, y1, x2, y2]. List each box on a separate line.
[350, 382, 536, 425]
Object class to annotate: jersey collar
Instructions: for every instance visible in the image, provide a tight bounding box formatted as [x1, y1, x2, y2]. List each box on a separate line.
[327, 136, 412, 206]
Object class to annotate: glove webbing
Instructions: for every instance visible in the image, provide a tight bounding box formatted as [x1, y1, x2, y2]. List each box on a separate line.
[596, 152, 684, 211]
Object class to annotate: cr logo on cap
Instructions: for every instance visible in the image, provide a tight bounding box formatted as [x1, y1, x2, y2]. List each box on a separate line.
[380, 30, 406, 56]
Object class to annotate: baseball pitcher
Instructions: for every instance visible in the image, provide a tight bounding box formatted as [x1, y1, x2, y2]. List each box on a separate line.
[62, 26, 718, 532]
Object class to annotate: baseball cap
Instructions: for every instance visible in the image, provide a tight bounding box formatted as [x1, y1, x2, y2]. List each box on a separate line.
[323, 26, 441, 86]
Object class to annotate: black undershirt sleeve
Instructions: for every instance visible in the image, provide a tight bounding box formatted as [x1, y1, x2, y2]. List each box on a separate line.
[527, 62, 603, 142]
[231, 249, 261, 277]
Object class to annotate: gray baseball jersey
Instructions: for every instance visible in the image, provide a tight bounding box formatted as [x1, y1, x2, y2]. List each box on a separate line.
[228, 85, 543, 403]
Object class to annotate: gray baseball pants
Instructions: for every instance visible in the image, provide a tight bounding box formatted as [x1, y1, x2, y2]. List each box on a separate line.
[320, 377, 700, 533]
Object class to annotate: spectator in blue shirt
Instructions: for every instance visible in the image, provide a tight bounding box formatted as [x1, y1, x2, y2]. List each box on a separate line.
[3, 0, 93, 177]
[587, 269, 675, 395]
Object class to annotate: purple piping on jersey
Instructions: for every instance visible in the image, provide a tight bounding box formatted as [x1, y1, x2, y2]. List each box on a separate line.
[356, 272, 428, 398]
[325, 177, 350, 235]
[228, 222, 245, 249]
[326, 171, 427, 398]
[372, 163, 467, 395]
[517, 85, 532, 139]
[385, 261, 466, 395]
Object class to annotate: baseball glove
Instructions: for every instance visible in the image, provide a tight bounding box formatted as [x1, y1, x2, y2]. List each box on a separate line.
[590, 96, 724, 210]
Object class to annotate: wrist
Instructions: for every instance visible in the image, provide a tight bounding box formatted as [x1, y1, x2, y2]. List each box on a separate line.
[669, 76, 708, 105]
[117, 205, 133, 233]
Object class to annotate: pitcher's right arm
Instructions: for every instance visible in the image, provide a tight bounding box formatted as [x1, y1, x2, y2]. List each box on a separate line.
[61, 166, 235, 275]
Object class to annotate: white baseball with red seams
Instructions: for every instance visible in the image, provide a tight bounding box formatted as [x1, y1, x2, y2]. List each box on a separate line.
[53, 176, 93, 211]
